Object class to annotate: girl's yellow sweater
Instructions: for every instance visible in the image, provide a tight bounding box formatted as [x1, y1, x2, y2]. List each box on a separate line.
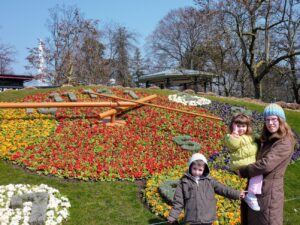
[224, 134, 258, 171]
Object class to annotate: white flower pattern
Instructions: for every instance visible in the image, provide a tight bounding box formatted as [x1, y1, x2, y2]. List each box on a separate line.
[0, 184, 71, 225]
[168, 93, 211, 106]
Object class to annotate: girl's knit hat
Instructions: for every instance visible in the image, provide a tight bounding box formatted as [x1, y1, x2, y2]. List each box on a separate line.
[263, 103, 286, 121]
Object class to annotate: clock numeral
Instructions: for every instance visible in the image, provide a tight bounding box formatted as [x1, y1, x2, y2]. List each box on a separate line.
[10, 192, 49, 225]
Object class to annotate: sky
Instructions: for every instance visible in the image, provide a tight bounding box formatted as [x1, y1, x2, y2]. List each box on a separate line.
[0, 0, 195, 75]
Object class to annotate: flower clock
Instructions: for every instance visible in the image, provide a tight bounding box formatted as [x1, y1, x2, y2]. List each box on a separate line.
[1, 86, 299, 224]
[0, 184, 71, 225]
[0, 88, 225, 181]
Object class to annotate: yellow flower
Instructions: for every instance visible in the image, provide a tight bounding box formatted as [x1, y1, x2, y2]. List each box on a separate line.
[0, 109, 56, 157]
[163, 211, 170, 218]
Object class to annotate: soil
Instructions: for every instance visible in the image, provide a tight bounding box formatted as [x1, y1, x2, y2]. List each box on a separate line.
[2, 159, 84, 184]
[135, 178, 150, 210]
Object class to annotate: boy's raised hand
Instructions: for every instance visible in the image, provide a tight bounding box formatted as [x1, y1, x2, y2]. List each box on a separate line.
[240, 191, 246, 199]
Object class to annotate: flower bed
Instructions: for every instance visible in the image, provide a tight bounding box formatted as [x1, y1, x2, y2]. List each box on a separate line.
[144, 166, 246, 225]
[0, 109, 56, 157]
[3, 88, 225, 181]
[0, 184, 71, 225]
[2, 88, 298, 182]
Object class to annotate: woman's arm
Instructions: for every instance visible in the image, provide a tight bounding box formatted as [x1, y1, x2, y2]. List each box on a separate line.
[239, 137, 293, 178]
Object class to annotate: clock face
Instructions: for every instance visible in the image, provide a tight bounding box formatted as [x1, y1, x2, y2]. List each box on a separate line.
[0, 88, 223, 181]
[0, 184, 70, 225]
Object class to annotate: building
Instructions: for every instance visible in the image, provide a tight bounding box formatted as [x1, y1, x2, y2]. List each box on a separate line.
[138, 69, 217, 92]
[0, 74, 34, 91]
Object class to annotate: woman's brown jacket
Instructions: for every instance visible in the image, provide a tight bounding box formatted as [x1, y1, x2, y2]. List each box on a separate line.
[239, 135, 294, 225]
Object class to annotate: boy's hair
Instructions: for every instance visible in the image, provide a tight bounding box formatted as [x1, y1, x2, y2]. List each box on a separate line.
[229, 113, 253, 135]
[189, 160, 206, 174]
[261, 117, 296, 143]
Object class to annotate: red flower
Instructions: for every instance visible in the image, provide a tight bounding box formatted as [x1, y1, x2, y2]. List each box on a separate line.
[11, 152, 22, 160]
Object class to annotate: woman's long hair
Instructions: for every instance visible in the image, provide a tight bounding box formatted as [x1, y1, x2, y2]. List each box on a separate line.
[261, 117, 295, 143]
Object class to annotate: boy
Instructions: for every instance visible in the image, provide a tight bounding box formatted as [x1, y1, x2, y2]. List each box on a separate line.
[167, 153, 245, 225]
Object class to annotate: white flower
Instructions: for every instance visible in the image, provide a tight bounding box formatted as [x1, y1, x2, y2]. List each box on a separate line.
[7, 191, 14, 198]
[23, 205, 31, 214]
[7, 184, 15, 191]
[23, 215, 30, 222]
[48, 197, 59, 209]
[47, 209, 55, 217]
[56, 215, 63, 223]
[188, 101, 197, 106]
[61, 201, 71, 208]
[10, 222, 19, 225]
[59, 208, 69, 218]
[11, 215, 21, 221]
[0, 184, 71, 225]
[168, 93, 211, 106]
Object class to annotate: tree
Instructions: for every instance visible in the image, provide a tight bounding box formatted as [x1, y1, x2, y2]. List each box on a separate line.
[26, 5, 104, 85]
[76, 36, 106, 84]
[196, 30, 243, 96]
[0, 43, 16, 74]
[281, 0, 300, 103]
[130, 47, 144, 87]
[147, 7, 208, 69]
[212, 0, 300, 99]
[147, 6, 245, 94]
[103, 23, 137, 86]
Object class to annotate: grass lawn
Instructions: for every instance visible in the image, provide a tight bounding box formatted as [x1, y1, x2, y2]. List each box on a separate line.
[0, 87, 299, 224]
[284, 161, 300, 225]
[0, 160, 161, 225]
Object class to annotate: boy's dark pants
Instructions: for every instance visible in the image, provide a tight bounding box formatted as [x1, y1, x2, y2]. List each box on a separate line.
[240, 200, 248, 225]
[240, 180, 249, 225]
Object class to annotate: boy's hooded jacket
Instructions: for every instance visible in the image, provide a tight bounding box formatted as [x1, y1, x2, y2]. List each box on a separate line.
[168, 153, 241, 224]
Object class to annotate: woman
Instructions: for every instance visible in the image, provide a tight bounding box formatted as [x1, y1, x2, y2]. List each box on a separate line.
[238, 103, 295, 225]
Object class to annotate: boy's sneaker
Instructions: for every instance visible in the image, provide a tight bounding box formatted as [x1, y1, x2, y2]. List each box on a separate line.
[244, 193, 260, 211]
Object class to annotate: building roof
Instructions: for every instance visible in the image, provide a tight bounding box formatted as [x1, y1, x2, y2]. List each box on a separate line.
[138, 69, 216, 82]
[0, 74, 34, 80]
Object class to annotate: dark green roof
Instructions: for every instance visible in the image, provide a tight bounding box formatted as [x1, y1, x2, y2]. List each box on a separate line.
[139, 69, 216, 82]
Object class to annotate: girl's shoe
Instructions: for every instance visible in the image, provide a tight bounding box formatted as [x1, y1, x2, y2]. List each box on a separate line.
[244, 193, 260, 211]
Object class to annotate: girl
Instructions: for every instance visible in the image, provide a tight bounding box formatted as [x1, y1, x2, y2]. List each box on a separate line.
[224, 113, 262, 211]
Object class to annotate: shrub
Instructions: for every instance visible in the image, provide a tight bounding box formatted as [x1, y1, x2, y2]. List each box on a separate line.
[172, 135, 191, 145]
[183, 89, 195, 94]
[158, 180, 179, 204]
[181, 141, 201, 152]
